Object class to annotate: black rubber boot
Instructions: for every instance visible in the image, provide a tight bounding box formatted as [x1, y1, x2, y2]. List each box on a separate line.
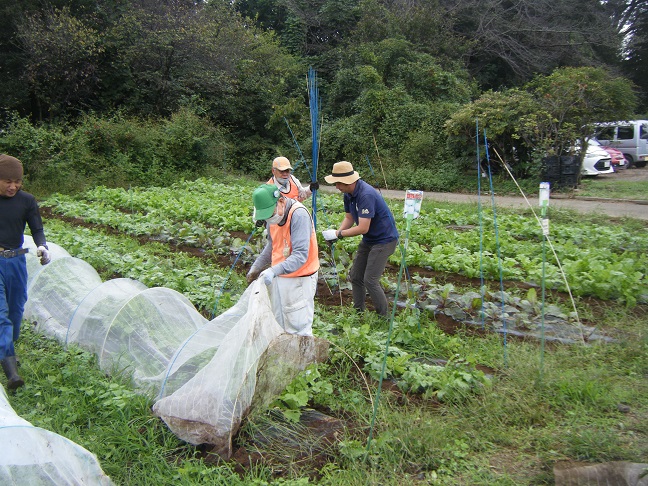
[1, 356, 24, 390]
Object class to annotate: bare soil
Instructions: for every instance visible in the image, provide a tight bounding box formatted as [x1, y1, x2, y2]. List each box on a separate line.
[610, 166, 648, 181]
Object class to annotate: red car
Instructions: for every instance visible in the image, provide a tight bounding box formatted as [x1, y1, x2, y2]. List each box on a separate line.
[602, 146, 627, 171]
[591, 139, 627, 171]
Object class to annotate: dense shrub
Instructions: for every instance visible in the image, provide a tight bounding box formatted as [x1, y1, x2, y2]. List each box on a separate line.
[0, 110, 232, 194]
[0, 115, 68, 183]
[231, 134, 291, 180]
[161, 108, 229, 172]
[389, 165, 462, 192]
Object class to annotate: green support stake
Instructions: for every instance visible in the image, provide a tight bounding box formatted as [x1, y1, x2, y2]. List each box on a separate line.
[366, 190, 422, 455]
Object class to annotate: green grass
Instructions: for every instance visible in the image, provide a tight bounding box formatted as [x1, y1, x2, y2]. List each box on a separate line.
[5, 298, 647, 485]
[576, 178, 648, 200]
[8, 327, 301, 485]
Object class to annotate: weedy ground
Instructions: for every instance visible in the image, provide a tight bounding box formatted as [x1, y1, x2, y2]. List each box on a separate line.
[7, 291, 647, 485]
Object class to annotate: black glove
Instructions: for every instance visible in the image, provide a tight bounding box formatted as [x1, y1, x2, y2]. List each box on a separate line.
[255, 219, 265, 228]
[310, 180, 319, 191]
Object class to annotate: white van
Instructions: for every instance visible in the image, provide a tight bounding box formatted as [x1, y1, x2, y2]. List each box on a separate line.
[592, 120, 648, 168]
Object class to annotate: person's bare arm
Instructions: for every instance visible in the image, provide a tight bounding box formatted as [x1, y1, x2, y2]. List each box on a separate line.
[337, 214, 370, 238]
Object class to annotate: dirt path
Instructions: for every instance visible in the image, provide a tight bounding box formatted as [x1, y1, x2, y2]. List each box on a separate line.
[319, 169, 648, 221]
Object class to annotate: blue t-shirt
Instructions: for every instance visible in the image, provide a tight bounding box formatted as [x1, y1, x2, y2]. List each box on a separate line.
[343, 180, 399, 245]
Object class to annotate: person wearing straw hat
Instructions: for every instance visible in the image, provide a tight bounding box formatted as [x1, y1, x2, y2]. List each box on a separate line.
[0, 154, 51, 390]
[322, 161, 398, 318]
[247, 183, 320, 336]
[267, 156, 319, 202]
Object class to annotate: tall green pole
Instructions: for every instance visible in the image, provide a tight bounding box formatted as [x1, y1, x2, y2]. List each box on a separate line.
[366, 191, 422, 454]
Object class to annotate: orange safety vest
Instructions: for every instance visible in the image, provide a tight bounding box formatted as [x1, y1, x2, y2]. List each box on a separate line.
[267, 175, 301, 200]
[269, 202, 319, 278]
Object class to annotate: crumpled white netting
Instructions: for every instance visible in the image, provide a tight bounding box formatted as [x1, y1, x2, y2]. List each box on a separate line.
[21, 236, 328, 459]
[153, 280, 329, 457]
[0, 385, 113, 485]
[152, 280, 283, 454]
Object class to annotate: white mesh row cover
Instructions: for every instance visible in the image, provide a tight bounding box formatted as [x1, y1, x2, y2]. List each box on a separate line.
[24, 256, 103, 343]
[21, 239, 206, 394]
[23, 235, 72, 288]
[0, 386, 113, 485]
[22, 236, 329, 460]
[153, 280, 329, 458]
[71, 284, 207, 390]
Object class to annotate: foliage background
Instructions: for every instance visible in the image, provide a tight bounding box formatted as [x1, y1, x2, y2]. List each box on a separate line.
[1, 0, 647, 192]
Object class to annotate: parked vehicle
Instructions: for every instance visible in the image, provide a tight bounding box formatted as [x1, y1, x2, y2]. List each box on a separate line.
[592, 120, 648, 168]
[590, 138, 627, 171]
[581, 142, 613, 176]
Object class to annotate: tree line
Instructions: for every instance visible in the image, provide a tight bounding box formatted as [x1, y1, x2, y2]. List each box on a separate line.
[0, 0, 646, 192]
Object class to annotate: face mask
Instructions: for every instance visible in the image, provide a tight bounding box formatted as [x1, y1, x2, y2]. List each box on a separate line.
[276, 176, 289, 185]
[265, 214, 282, 225]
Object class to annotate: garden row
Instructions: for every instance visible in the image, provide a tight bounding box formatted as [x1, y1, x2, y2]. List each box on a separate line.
[36, 178, 648, 403]
[41, 218, 245, 314]
[42, 179, 648, 305]
[39, 217, 491, 408]
[25, 182, 647, 483]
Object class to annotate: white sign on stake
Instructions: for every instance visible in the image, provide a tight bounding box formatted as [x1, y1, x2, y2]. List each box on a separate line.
[539, 182, 550, 235]
[539, 182, 550, 208]
[404, 190, 423, 219]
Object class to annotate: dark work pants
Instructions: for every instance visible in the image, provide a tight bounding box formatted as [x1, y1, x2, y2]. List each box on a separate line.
[349, 239, 398, 317]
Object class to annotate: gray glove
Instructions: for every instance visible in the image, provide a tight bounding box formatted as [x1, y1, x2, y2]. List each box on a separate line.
[259, 268, 276, 286]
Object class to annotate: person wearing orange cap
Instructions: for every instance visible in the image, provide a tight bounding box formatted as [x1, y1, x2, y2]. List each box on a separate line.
[267, 156, 319, 202]
[322, 161, 399, 318]
[246, 184, 319, 336]
[0, 154, 51, 390]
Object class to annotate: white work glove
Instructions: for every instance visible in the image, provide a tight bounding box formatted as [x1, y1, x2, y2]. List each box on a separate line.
[322, 229, 338, 242]
[37, 246, 51, 265]
[259, 268, 276, 286]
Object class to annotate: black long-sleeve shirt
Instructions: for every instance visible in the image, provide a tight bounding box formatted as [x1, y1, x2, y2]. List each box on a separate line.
[0, 190, 47, 249]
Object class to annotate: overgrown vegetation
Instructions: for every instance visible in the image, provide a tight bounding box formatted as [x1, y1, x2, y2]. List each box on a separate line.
[1, 1, 646, 193]
[0, 111, 232, 195]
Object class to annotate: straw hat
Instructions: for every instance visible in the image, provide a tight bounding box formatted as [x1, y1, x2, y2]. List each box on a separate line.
[324, 161, 360, 184]
[272, 156, 292, 171]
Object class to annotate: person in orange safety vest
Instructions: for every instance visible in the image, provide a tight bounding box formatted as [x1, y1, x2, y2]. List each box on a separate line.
[267, 156, 319, 202]
[247, 184, 319, 336]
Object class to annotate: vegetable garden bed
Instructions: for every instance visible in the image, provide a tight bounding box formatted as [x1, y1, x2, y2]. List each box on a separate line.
[12, 177, 647, 484]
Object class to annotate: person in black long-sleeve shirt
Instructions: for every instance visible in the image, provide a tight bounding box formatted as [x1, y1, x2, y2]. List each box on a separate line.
[0, 154, 50, 390]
